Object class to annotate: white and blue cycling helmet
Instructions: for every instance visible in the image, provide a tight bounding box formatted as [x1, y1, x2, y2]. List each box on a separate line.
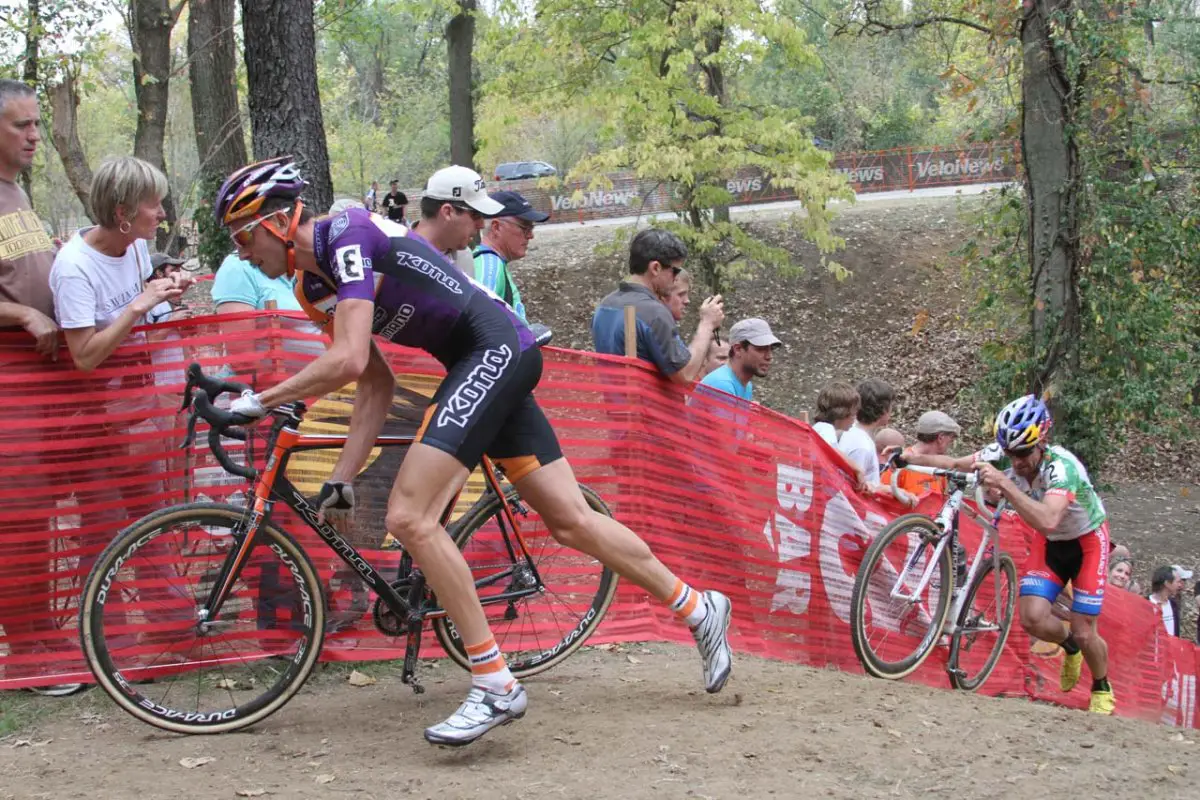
[994, 394, 1051, 453]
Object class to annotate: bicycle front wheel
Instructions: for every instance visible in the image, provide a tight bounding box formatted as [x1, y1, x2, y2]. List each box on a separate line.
[948, 551, 1016, 692]
[79, 503, 326, 734]
[433, 484, 619, 678]
[850, 514, 953, 680]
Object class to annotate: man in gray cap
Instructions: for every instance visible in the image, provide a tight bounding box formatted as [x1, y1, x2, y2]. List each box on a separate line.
[891, 410, 962, 498]
[699, 317, 780, 401]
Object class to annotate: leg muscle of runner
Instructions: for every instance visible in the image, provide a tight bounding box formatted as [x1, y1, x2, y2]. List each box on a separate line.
[384, 443, 494, 647]
[512, 458, 681, 601]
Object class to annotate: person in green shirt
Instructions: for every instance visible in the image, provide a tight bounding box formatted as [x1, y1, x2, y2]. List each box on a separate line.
[472, 190, 548, 321]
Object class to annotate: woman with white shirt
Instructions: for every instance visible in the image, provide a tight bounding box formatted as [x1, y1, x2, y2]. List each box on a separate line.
[49, 157, 193, 649]
[51, 157, 186, 369]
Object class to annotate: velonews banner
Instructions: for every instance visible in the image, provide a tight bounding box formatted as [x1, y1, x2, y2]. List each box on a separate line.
[0, 312, 1194, 729]
[481, 141, 1020, 224]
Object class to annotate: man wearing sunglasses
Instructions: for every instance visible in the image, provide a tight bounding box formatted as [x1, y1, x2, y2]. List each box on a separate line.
[213, 157, 735, 746]
[592, 228, 723, 383]
[472, 190, 548, 322]
[408, 165, 499, 275]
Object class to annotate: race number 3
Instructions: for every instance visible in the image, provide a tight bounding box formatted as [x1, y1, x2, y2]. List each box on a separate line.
[334, 245, 366, 283]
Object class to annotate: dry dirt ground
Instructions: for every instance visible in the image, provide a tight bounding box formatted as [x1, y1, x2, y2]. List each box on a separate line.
[2, 643, 1198, 800]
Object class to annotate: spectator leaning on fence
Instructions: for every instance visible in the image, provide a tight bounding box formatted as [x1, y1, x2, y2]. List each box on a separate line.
[50, 156, 188, 371]
[411, 166, 500, 274]
[0, 80, 58, 361]
[473, 190, 548, 322]
[699, 317, 780, 402]
[0, 78, 72, 689]
[811, 381, 860, 448]
[146, 253, 190, 324]
[703, 336, 729, 377]
[592, 228, 724, 383]
[837, 378, 895, 487]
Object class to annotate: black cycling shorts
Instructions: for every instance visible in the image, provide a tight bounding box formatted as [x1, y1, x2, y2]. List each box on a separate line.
[416, 301, 562, 482]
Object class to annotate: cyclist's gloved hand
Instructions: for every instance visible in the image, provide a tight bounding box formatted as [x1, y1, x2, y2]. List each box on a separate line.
[230, 389, 268, 419]
[316, 480, 356, 525]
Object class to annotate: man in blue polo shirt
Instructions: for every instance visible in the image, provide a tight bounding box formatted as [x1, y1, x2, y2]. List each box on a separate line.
[699, 317, 780, 401]
[592, 228, 723, 383]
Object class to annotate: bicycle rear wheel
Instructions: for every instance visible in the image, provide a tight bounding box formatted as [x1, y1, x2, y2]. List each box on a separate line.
[433, 484, 619, 678]
[850, 514, 953, 679]
[948, 552, 1016, 692]
[79, 503, 326, 734]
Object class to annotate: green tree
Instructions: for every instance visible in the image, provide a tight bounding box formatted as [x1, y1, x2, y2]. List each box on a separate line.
[483, 0, 852, 294]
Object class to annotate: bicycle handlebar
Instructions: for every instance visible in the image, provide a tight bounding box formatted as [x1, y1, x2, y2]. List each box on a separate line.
[181, 363, 258, 480]
[887, 454, 991, 516]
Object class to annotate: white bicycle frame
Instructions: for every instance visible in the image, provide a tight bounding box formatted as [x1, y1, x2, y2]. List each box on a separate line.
[886, 465, 1008, 639]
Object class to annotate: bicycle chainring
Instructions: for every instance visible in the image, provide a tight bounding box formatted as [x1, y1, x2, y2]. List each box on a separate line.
[371, 579, 412, 637]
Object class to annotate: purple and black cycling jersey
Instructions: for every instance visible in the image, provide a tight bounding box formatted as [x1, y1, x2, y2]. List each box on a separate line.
[301, 208, 533, 364]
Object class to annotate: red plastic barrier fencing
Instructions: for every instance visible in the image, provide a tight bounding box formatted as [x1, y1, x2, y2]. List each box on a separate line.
[1, 313, 1195, 728]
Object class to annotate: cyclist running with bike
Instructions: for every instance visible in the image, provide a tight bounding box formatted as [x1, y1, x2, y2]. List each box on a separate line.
[213, 158, 734, 746]
[899, 395, 1114, 714]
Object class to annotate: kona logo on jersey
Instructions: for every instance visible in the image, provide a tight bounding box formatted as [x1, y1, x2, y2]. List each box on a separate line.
[396, 252, 463, 294]
[436, 345, 513, 429]
[378, 303, 416, 339]
[329, 213, 351, 242]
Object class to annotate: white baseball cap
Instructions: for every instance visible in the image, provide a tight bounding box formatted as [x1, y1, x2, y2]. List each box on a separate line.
[1172, 564, 1194, 580]
[423, 166, 505, 215]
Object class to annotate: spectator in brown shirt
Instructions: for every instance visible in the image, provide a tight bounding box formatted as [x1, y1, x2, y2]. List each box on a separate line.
[0, 79, 57, 359]
[0, 80, 72, 689]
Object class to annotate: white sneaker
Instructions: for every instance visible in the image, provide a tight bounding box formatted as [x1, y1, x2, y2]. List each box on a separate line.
[424, 683, 528, 747]
[692, 590, 733, 693]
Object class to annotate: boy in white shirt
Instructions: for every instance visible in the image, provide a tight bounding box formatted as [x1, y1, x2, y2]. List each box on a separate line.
[838, 378, 895, 486]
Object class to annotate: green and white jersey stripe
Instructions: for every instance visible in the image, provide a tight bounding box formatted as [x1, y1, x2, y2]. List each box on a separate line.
[1007, 445, 1107, 541]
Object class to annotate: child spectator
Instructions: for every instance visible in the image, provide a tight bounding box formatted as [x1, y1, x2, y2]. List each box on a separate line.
[838, 378, 894, 486]
[811, 381, 859, 448]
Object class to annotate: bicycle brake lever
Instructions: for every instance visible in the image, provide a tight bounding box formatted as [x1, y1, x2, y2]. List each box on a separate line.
[181, 406, 199, 449]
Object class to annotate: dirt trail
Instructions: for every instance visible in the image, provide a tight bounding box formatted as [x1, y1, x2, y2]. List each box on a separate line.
[2, 644, 1194, 800]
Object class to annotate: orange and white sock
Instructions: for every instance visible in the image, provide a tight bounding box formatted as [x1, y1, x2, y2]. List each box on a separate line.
[465, 636, 517, 695]
[665, 580, 708, 628]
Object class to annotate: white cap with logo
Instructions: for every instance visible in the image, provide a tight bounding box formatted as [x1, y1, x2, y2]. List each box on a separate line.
[423, 166, 505, 215]
[1173, 564, 1195, 580]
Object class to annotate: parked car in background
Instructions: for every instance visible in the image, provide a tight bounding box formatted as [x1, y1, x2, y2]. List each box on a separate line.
[494, 161, 558, 181]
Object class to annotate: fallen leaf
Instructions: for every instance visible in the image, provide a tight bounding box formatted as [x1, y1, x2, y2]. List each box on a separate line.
[887, 729, 903, 739]
[627, 655, 642, 665]
[347, 670, 377, 687]
[315, 774, 336, 785]
[1167, 765, 1182, 775]
[179, 756, 215, 769]
[235, 790, 267, 798]
[215, 678, 239, 690]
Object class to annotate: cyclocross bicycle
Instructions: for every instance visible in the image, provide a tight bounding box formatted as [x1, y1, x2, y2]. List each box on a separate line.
[849, 459, 1017, 691]
[78, 362, 619, 734]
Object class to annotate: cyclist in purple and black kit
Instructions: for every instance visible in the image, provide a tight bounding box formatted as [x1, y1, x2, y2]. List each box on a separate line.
[214, 157, 734, 747]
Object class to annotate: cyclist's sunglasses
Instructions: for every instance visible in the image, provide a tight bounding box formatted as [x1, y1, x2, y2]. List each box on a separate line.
[231, 210, 285, 247]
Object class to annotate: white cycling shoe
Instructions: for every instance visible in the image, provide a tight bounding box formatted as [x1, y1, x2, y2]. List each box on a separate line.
[692, 590, 733, 693]
[424, 682, 528, 747]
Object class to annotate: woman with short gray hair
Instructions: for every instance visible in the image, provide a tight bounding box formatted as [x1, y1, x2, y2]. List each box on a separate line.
[50, 156, 188, 371]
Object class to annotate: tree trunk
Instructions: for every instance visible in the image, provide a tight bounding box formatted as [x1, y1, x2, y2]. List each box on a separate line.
[20, 0, 39, 204]
[129, 0, 180, 251]
[447, 0, 476, 170]
[189, 0, 247, 271]
[702, 23, 730, 225]
[48, 74, 95, 222]
[1020, 0, 1081, 400]
[241, 0, 334, 213]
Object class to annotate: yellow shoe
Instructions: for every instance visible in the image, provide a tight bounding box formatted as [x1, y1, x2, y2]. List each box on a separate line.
[1089, 688, 1115, 715]
[1060, 650, 1083, 692]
